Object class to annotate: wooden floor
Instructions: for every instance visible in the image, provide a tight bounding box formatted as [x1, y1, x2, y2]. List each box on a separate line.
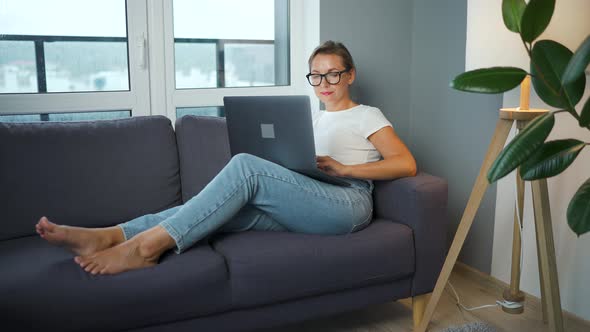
[261, 263, 589, 332]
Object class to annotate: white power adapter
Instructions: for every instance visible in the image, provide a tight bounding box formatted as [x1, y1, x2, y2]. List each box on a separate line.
[497, 299, 524, 310]
[447, 283, 525, 313]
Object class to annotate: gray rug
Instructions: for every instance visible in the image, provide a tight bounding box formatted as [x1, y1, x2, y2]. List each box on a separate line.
[439, 322, 498, 332]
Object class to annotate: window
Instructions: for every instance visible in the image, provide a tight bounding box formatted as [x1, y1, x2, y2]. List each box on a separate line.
[0, 0, 129, 94]
[224, 43, 277, 87]
[172, 0, 289, 90]
[0, 110, 131, 123]
[164, 0, 294, 121]
[0, 41, 37, 93]
[175, 43, 217, 89]
[176, 106, 224, 118]
[0, 0, 317, 122]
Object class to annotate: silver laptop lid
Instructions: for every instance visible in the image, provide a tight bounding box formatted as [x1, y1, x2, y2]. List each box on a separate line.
[224, 95, 316, 171]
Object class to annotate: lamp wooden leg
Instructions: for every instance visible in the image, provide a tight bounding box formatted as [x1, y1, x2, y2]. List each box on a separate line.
[413, 293, 431, 331]
[535, 205, 549, 324]
[502, 169, 525, 313]
[531, 179, 564, 332]
[415, 118, 514, 332]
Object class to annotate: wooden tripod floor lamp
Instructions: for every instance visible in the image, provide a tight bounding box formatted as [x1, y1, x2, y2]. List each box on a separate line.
[415, 76, 565, 332]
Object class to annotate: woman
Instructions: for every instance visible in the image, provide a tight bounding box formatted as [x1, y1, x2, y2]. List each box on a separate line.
[35, 41, 417, 276]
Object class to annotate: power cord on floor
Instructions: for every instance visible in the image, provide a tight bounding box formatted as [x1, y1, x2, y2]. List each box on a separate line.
[446, 169, 526, 313]
[447, 280, 523, 311]
[447, 280, 500, 311]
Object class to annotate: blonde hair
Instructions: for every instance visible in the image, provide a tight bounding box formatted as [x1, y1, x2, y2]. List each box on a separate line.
[308, 40, 355, 71]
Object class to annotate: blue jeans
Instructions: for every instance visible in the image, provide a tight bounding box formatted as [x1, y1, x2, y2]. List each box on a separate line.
[118, 153, 374, 253]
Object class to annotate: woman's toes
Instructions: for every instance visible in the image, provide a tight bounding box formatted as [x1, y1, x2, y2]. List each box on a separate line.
[82, 259, 93, 269]
[77, 256, 92, 268]
[85, 262, 97, 273]
[74, 256, 84, 266]
[39, 217, 53, 230]
[90, 265, 102, 275]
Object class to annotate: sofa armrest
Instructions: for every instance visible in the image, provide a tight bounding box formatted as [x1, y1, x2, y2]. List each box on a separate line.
[373, 172, 448, 296]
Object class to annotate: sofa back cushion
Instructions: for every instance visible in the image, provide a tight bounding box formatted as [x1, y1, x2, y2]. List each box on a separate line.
[175, 116, 231, 202]
[0, 116, 182, 241]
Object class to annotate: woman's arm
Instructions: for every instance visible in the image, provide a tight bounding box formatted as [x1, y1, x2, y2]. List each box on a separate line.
[316, 126, 417, 181]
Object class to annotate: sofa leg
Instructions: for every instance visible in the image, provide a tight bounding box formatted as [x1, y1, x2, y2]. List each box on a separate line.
[413, 293, 431, 331]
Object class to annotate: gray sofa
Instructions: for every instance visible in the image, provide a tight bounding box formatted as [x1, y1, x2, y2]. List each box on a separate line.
[0, 115, 448, 332]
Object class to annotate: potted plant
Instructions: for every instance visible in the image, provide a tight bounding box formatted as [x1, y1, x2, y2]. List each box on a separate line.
[451, 0, 590, 236]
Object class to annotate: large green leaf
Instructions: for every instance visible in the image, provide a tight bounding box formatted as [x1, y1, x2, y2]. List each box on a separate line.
[567, 178, 590, 236]
[531, 40, 586, 108]
[520, 139, 585, 180]
[580, 97, 590, 128]
[488, 112, 555, 183]
[502, 0, 527, 33]
[451, 67, 527, 94]
[521, 0, 555, 43]
[562, 35, 590, 85]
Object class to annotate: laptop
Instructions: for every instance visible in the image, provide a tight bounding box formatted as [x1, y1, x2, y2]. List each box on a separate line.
[223, 95, 351, 187]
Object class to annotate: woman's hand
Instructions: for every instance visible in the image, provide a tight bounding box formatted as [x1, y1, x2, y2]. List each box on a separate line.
[316, 156, 348, 177]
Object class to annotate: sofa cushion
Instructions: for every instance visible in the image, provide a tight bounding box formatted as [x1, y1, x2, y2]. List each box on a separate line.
[0, 236, 232, 332]
[175, 115, 231, 202]
[0, 116, 182, 241]
[211, 219, 414, 308]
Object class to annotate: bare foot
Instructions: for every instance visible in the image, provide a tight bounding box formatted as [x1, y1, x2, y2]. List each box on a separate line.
[74, 226, 176, 275]
[36, 216, 124, 256]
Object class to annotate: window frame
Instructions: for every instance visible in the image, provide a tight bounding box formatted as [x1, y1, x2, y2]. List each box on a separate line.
[156, 0, 319, 124]
[0, 0, 151, 117]
[0, 0, 320, 121]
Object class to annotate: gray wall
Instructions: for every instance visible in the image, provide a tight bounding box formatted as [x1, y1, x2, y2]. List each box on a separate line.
[320, 0, 503, 273]
[408, 0, 502, 273]
[319, 0, 413, 141]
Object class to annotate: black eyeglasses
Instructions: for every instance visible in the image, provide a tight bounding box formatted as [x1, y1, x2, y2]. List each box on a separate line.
[306, 69, 350, 86]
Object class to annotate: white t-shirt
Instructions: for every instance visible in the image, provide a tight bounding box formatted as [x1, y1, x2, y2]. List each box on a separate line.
[312, 104, 392, 165]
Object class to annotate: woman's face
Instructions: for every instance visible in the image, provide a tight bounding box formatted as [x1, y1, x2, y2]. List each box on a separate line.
[309, 53, 355, 109]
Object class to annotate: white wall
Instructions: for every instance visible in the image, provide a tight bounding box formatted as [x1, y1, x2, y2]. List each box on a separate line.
[466, 0, 590, 320]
